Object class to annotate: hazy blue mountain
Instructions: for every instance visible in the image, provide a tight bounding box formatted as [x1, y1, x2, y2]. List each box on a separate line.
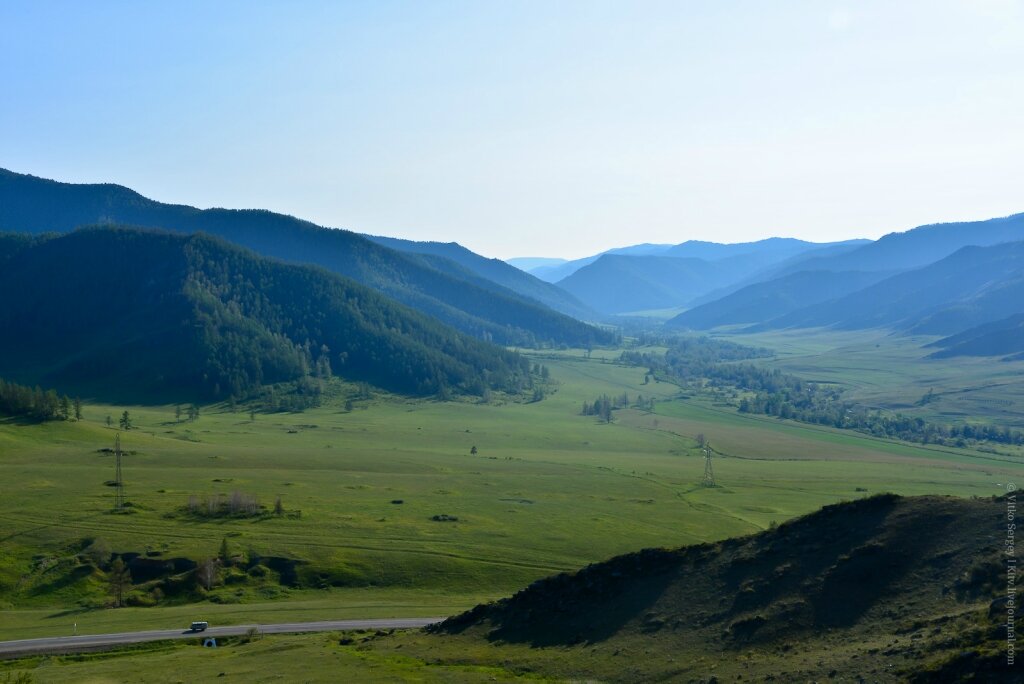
[786, 213, 1024, 274]
[506, 257, 567, 271]
[0, 168, 611, 347]
[666, 270, 892, 330]
[663, 237, 814, 260]
[679, 240, 873, 309]
[0, 227, 529, 401]
[529, 258, 598, 283]
[692, 213, 1024, 313]
[366, 235, 597, 320]
[554, 237, 874, 315]
[906, 275, 1024, 335]
[926, 314, 1024, 359]
[760, 241, 1024, 334]
[533, 237, 865, 286]
[556, 254, 732, 314]
[529, 243, 673, 282]
[606, 243, 675, 256]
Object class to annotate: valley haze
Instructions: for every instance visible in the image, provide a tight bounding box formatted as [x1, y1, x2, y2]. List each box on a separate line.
[2, 1, 1023, 682]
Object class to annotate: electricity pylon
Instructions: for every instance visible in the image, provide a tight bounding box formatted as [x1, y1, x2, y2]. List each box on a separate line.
[701, 443, 716, 488]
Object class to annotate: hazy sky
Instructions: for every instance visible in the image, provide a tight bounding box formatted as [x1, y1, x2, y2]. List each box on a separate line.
[2, 1, 1022, 259]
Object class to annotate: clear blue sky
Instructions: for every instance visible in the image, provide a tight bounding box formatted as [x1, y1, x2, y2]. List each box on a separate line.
[2, 1, 1022, 259]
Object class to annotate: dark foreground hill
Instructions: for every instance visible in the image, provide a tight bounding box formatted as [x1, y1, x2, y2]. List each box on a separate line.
[0, 228, 528, 401]
[367, 494, 1020, 682]
[0, 168, 611, 348]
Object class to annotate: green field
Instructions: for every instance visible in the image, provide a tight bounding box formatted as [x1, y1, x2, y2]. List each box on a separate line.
[716, 327, 1024, 429]
[0, 634, 545, 683]
[2, 343, 1021, 648]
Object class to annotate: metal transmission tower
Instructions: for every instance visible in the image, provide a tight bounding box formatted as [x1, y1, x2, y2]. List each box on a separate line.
[701, 443, 716, 488]
[113, 433, 126, 511]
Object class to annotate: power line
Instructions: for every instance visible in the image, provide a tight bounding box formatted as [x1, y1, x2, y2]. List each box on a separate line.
[114, 433, 125, 511]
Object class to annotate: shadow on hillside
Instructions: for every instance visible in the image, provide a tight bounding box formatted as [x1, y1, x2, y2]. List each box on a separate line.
[487, 565, 679, 647]
[431, 546, 685, 647]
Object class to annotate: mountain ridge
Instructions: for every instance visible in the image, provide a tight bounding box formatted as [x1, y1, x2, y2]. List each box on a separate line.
[0, 168, 611, 348]
[756, 240, 1024, 334]
[0, 226, 530, 401]
[666, 269, 894, 330]
[365, 234, 598, 320]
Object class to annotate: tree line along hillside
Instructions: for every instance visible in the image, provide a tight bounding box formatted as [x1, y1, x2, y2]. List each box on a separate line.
[0, 168, 614, 348]
[0, 226, 532, 401]
[621, 336, 1024, 448]
[0, 376, 80, 421]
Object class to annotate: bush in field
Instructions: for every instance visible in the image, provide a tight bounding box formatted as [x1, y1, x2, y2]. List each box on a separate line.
[185, 491, 265, 518]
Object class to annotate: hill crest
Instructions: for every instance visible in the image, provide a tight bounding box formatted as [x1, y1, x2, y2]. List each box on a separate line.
[426, 493, 1018, 681]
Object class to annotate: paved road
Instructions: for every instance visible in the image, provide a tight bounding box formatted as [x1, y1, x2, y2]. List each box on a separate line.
[0, 617, 445, 659]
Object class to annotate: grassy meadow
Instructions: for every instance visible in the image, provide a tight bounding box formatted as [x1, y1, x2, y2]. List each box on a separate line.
[1, 339, 1021, 649]
[0, 633, 548, 683]
[716, 326, 1024, 429]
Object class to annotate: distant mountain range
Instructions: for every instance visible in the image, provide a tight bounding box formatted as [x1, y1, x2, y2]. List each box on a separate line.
[540, 238, 869, 315]
[668, 269, 893, 330]
[786, 213, 1024, 274]
[739, 240, 1024, 334]
[5, 166, 1022, 368]
[660, 213, 1024, 356]
[0, 228, 529, 401]
[512, 238, 868, 286]
[0, 168, 611, 348]
[522, 243, 674, 283]
[505, 257, 568, 272]
[512, 208, 1024, 357]
[557, 255, 729, 314]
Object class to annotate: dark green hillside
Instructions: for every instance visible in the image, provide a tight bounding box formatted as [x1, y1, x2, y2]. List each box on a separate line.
[666, 269, 888, 329]
[409, 494, 1019, 682]
[366, 234, 599, 320]
[927, 313, 1024, 359]
[0, 168, 611, 348]
[0, 227, 528, 400]
[763, 241, 1024, 334]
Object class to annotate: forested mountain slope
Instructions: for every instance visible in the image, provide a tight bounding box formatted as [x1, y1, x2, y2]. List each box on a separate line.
[0, 227, 530, 401]
[0, 168, 611, 347]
